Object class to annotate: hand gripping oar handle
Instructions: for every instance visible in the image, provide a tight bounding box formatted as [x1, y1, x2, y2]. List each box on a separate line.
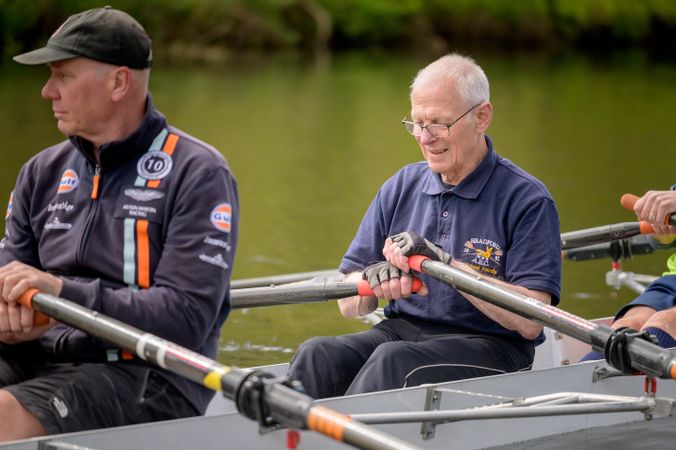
[621, 193, 676, 226]
[230, 278, 424, 309]
[17, 289, 420, 450]
[17, 288, 50, 326]
[407, 255, 676, 380]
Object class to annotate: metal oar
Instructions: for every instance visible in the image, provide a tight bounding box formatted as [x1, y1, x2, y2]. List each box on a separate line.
[231, 269, 341, 289]
[562, 235, 657, 261]
[231, 278, 423, 309]
[561, 222, 654, 250]
[560, 192, 676, 251]
[17, 289, 421, 450]
[407, 255, 676, 380]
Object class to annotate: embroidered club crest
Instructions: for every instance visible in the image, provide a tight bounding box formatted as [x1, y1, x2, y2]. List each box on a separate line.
[463, 237, 503, 276]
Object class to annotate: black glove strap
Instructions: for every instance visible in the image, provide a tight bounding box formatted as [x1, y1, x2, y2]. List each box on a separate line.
[390, 231, 451, 263]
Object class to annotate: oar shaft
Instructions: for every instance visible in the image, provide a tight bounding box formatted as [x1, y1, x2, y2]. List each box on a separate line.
[560, 222, 652, 250]
[231, 281, 361, 308]
[18, 290, 420, 450]
[23, 290, 231, 392]
[231, 270, 341, 289]
[562, 235, 656, 261]
[231, 279, 424, 309]
[408, 256, 676, 379]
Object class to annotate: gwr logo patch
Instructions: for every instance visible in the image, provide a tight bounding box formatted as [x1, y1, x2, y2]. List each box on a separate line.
[210, 203, 232, 233]
[58, 169, 79, 194]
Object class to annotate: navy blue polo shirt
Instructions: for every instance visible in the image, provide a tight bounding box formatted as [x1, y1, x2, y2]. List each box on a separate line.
[340, 136, 561, 344]
[615, 273, 676, 320]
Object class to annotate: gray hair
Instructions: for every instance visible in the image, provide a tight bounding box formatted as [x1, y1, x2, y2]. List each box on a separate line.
[411, 53, 490, 106]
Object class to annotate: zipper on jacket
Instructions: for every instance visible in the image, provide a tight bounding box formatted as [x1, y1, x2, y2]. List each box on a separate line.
[75, 164, 102, 264]
[91, 164, 101, 199]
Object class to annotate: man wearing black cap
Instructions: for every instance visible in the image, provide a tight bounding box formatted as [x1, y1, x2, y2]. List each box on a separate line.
[0, 7, 239, 440]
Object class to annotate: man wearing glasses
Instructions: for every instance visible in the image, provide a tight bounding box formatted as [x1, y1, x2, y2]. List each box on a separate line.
[288, 53, 561, 398]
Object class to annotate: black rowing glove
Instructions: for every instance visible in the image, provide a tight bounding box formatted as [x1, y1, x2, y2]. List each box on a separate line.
[362, 261, 411, 290]
[390, 231, 452, 264]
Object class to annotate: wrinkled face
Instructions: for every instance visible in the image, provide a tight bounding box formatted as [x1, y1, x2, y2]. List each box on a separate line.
[410, 81, 478, 179]
[42, 58, 114, 140]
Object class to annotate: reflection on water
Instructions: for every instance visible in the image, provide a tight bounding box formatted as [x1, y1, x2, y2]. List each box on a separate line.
[1, 50, 674, 367]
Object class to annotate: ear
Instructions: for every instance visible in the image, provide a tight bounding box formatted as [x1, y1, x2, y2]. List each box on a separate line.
[110, 67, 132, 102]
[475, 102, 493, 133]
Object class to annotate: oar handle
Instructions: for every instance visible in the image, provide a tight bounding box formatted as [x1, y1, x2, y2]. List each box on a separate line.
[356, 277, 424, 296]
[17, 288, 50, 326]
[621, 192, 676, 227]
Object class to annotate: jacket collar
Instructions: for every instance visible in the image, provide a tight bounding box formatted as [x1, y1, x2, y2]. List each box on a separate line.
[422, 135, 498, 199]
[69, 95, 167, 169]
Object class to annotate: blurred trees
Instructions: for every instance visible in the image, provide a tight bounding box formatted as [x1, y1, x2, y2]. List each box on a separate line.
[1, 0, 674, 61]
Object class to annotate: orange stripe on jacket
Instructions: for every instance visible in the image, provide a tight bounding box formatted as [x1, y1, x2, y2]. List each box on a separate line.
[136, 220, 150, 288]
[147, 133, 179, 189]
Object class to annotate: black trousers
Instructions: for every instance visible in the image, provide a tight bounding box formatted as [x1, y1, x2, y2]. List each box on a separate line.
[287, 317, 534, 399]
[0, 342, 198, 435]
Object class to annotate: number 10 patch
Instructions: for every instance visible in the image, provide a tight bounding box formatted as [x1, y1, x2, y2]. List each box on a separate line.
[137, 152, 173, 180]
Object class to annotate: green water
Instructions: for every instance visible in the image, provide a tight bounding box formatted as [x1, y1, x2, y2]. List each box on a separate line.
[1, 51, 674, 367]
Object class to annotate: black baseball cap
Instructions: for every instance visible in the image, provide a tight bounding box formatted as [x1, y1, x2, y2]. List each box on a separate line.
[13, 6, 152, 69]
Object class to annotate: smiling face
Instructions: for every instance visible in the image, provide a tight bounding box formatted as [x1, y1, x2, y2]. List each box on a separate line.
[41, 57, 115, 141]
[410, 78, 491, 185]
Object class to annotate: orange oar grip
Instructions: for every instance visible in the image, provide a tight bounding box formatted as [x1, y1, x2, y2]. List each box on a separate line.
[671, 363, 676, 380]
[356, 277, 424, 296]
[17, 288, 39, 308]
[620, 193, 639, 211]
[639, 221, 655, 234]
[17, 288, 50, 326]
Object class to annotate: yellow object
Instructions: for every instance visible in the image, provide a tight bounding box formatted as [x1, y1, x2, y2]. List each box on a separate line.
[203, 367, 230, 391]
[664, 253, 676, 276]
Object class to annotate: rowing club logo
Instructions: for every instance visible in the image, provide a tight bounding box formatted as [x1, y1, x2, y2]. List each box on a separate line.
[5, 192, 13, 219]
[57, 169, 79, 194]
[463, 237, 503, 276]
[210, 203, 232, 233]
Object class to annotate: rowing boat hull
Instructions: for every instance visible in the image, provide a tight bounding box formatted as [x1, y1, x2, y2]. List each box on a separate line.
[4, 357, 675, 450]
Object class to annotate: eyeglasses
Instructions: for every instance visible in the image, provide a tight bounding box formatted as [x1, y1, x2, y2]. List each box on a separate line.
[402, 103, 482, 138]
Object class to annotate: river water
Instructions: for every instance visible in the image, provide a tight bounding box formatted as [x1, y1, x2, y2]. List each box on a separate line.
[0, 50, 674, 367]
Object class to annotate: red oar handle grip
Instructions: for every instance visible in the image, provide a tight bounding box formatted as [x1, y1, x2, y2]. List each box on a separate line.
[408, 255, 431, 272]
[17, 288, 50, 326]
[356, 277, 424, 297]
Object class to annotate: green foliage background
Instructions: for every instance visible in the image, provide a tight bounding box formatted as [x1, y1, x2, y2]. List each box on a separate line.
[1, 0, 674, 61]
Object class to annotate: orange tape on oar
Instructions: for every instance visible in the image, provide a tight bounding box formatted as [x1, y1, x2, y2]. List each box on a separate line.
[17, 288, 50, 326]
[355, 277, 424, 296]
[306, 405, 350, 441]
